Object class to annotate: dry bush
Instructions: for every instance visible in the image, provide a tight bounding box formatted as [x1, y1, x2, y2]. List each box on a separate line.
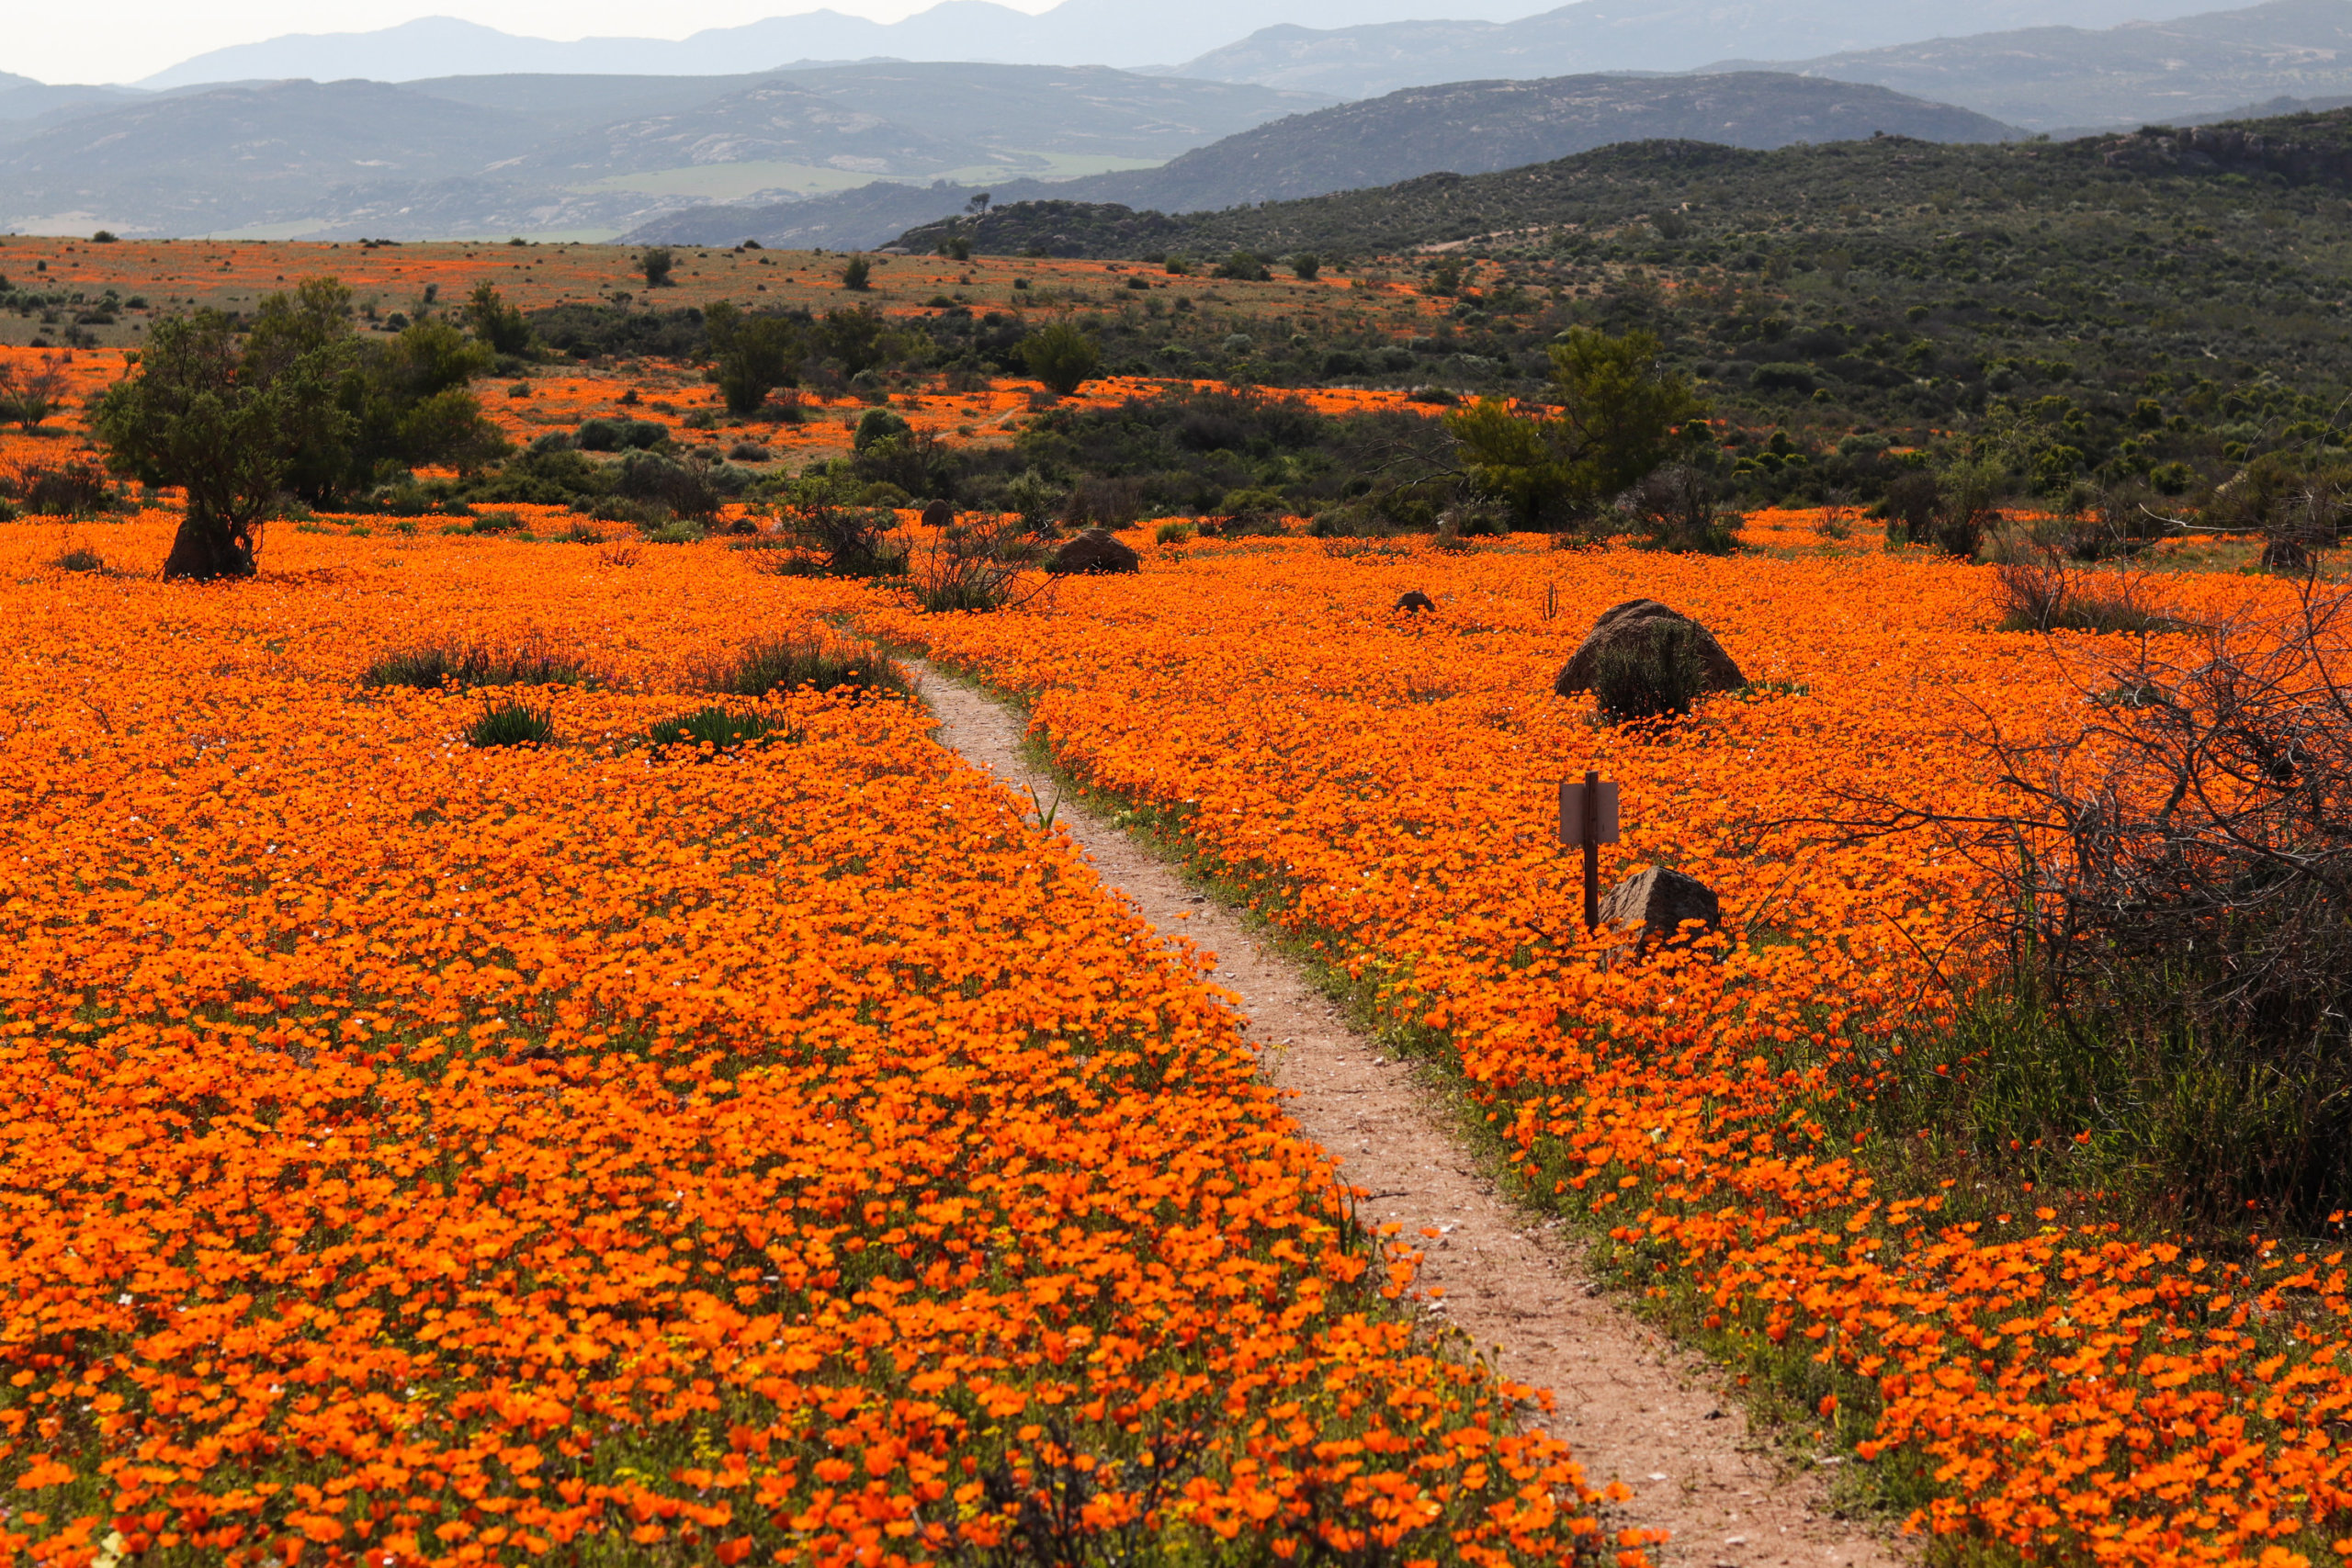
[1990, 548, 2188, 635]
[1880, 585, 2352, 1224]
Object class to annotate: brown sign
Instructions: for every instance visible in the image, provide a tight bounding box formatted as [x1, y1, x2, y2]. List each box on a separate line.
[1557, 780, 1621, 847]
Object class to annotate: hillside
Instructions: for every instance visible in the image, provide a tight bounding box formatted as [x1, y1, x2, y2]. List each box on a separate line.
[894, 107, 2352, 258]
[0, 64, 1323, 240]
[1175, 0, 2228, 98]
[628, 71, 2018, 248]
[1717, 0, 2352, 130]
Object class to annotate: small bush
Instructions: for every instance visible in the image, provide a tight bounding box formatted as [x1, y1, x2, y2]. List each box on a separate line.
[467, 701, 555, 748]
[576, 418, 668, 452]
[54, 545, 107, 573]
[647, 706, 798, 752]
[645, 519, 707, 545]
[360, 640, 597, 691]
[6, 459, 115, 516]
[1591, 617, 1711, 721]
[1155, 521, 1195, 545]
[701, 637, 909, 698]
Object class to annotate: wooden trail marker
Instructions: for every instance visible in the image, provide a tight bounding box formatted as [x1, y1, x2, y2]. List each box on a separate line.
[1557, 772, 1621, 930]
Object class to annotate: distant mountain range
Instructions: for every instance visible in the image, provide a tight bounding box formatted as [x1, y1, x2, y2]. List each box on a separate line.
[0, 64, 1325, 240]
[1175, 0, 2235, 98]
[123, 3, 1525, 90]
[628, 72, 2017, 248]
[1709, 0, 2352, 129]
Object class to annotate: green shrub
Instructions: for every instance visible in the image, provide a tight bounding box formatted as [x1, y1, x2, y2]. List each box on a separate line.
[647, 706, 798, 751]
[1155, 521, 1195, 544]
[645, 519, 707, 545]
[466, 701, 555, 748]
[701, 637, 909, 698]
[360, 640, 597, 691]
[54, 545, 107, 573]
[1591, 618, 1710, 721]
[1020, 321, 1102, 398]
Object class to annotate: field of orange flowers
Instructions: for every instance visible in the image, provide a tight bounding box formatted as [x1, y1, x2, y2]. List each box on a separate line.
[0, 518, 1618, 1568]
[859, 536, 2352, 1567]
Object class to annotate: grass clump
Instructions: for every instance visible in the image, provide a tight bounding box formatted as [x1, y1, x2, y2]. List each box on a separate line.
[360, 640, 599, 692]
[647, 706, 799, 752]
[701, 636, 909, 699]
[53, 545, 108, 573]
[466, 701, 555, 748]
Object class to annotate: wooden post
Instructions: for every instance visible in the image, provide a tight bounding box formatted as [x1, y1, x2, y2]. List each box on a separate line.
[1558, 773, 1620, 931]
[1581, 767, 1600, 931]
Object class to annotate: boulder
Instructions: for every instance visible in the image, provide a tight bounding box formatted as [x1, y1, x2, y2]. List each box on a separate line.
[1555, 599, 1746, 697]
[1046, 528, 1141, 575]
[919, 498, 955, 529]
[1396, 590, 1436, 615]
[1599, 866, 1722, 946]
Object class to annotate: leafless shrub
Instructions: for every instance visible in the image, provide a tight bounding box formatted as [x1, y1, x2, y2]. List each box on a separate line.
[904, 513, 1050, 613]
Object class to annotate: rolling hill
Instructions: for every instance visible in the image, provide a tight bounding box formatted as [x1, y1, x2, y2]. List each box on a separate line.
[628, 71, 2018, 249]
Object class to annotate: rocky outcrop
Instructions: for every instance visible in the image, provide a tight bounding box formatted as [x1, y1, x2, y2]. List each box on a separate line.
[1554, 600, 1745, 697]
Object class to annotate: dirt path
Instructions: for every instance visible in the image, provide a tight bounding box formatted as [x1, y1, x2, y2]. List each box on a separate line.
[912, 662, 1905, 1568]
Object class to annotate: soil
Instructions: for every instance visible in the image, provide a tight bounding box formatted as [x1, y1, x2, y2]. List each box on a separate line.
[913, 662, 1908, 1568]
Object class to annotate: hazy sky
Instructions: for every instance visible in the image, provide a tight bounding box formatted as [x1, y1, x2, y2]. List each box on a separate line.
[17, 0, 1058, 85]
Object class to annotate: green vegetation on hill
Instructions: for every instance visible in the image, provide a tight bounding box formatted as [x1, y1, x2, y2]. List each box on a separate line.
[891, 111, 2352, 514]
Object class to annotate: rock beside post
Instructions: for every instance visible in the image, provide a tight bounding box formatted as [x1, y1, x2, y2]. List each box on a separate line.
[1599, 866, 1721, 946]
[1555, 600, 1746, 697]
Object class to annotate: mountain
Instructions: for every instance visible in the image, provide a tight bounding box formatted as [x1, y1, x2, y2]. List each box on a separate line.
[1176, 0, 2243, 97]
[1066, 72, 2015, 209]
[134, 2, 1526, 90]
[627, 70, 2018, 249]
[0, 79, 548, 234]
[0, 64, 1323, 239]
[408, 62, 1328, 164]
[1707, 0, 2352, 130]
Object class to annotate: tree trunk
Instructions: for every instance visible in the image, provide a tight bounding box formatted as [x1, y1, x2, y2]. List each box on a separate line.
[161, 510, 256, 581]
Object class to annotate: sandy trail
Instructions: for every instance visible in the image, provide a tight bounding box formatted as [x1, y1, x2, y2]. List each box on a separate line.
[912, 662, 1905, 1568]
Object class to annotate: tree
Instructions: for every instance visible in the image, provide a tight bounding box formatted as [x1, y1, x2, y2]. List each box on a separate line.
[1021, 320, 1101, 398]
[841, 255, 873, 291]
[705, 301, 808, 416]
[464, 281, 534, 355]
[640, 248, 675, 288]
[91, 276, 509, 579]
[1291, 253, 1322, 281]
[1445, 327, 1707, 527]
[90, 310, 353, 580]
